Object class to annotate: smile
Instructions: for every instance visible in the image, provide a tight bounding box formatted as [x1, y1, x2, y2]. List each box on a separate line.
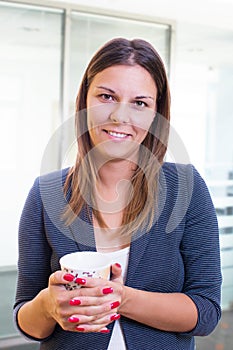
[104, 130, 131, 138]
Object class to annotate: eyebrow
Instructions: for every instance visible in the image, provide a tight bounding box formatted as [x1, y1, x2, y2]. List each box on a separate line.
[96, 85, 115, 94]
[135, 95, 155, 101]
[95, 85, 155, 101]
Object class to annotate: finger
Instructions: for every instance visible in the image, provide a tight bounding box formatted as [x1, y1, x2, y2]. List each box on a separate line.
[68, 297, 121, 317]
[68, 311, 120, 326]
[111, 263, 122, 282]
[69, 284, 115, 298]
[67, 313, 103, 326]
[99, 328, 111, 334]
[74, 276, 112, 289]
[75, 323, 110, 333]
[74, 313, 120, 333]
[70, 299, 111, 316]
[111, 263, 122, 277]
[49, 270, 68, 286]
[69, 293, 120, 308]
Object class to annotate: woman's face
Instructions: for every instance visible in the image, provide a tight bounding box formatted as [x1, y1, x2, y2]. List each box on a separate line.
[86, 64, 157, 161]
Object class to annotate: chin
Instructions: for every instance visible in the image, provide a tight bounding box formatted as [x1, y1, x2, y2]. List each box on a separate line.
[99, 144, 140, 162]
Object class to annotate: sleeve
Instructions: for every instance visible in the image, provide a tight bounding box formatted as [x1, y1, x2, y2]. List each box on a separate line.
[180, 165, 222, 336]
[13, 177, 53, 340]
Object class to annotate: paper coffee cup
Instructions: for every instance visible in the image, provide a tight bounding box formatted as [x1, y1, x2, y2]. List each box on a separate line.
[60, 251, 111, 290]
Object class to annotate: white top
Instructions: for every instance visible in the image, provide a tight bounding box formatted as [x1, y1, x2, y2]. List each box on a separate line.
[102, 247, 130, 350]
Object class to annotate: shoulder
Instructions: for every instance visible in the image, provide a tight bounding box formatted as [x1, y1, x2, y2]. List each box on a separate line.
[159, 163, 216, 233]
[161, 162, 214, 207]
[20, 168, 71, 222]
[160, 162, 211, 205]
[161, 161, 194, 176]
[38, 167, 70, 186]
[28, 168, 72, 217]
[28, 168, 71, 201]
[160, 162, 196, 186]
[161, 162, 205, 186]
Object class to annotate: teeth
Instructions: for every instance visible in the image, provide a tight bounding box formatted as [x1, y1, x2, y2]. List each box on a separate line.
[108, 131, 128, 138]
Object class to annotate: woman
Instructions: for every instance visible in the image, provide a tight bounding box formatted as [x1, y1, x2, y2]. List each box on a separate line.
[14, 38, 222, 350]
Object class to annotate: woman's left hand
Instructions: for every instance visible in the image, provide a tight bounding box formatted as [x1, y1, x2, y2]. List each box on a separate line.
[66, 263, 124, 333]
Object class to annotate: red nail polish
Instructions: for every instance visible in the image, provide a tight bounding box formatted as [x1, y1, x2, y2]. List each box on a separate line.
[115, 263, 121, 268]
[74, 277, 86, 285]
[63, 273, 74, 282]
[110, 301, 120, 310]
[68, 316, 80, 323]
[110, 314, 121, 321]
[69, 299, 81, 306]
[76, 326, 85, 332]
[100, 329, 110, 333]
[102, 287, 113, 295]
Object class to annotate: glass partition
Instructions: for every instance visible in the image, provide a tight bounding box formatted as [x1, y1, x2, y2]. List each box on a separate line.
[0, 1, 63, 267]
[69, 12, 171, 108]
[0, 1, 63, 343]
[172, 21, 233, 312]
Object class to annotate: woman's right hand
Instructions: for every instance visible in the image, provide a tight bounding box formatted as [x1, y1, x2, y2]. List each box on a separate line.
[45, 265, 123, 333]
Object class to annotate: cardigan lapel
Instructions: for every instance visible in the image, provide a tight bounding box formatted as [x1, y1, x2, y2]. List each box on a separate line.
[69, 205, 96, 252]
[125, 229, 151, 286]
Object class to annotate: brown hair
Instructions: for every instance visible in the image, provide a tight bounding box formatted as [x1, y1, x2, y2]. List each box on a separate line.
[64, 37, 170, 235]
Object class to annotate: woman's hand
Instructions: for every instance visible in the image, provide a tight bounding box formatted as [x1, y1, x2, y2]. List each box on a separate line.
[45, 263, 123, 333]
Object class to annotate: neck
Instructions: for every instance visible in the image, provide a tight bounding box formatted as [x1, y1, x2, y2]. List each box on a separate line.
[93, 159, 136, 212]
[98, 159, 136, 188]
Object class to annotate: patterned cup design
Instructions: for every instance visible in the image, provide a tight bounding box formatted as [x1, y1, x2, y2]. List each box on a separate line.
[60, 252, 111, 290]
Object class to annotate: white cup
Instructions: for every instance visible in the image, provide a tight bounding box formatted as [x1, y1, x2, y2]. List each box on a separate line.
[60, 251, 111, 290]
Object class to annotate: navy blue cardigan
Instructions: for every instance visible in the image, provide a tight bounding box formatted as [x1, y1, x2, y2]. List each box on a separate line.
[14, 163, 222, 350]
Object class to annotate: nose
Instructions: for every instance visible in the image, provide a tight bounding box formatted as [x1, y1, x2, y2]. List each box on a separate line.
[109, 102, 130, 123]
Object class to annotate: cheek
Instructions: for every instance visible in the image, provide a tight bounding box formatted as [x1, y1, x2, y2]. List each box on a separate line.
[87, 110, 95, 129]
[87, 110, 103, 131]
[133, 110, 155, 132]
[87, 104, 114, 128]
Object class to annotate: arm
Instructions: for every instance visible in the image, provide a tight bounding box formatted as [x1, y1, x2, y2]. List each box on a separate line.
[14, 177, 56, 340]
[17, 288, 57, 339]
[119, 165, 221, 335]
[14, 177, 123, 339]
[119, 288, 198, 332]
[17, 268, 125, 338]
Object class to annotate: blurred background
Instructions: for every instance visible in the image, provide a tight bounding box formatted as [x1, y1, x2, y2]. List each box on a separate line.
[0, 0, 232, 348]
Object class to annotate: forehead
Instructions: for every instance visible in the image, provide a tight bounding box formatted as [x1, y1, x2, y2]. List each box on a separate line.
[90, 64, 157, 93]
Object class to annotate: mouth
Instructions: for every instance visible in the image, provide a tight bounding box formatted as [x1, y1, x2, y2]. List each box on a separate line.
[103, 129, 131, 139]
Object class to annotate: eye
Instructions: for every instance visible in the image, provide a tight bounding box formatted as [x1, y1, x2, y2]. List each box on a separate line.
[135, 100, 147, 108]
[100, 94, 114, 101]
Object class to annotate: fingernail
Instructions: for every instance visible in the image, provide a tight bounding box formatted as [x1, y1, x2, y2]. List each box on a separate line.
[115, 263, 121, 268]
[110, 301, 120, 309]
[100, 329, 110, 333]
[68, 316, 80, 323]
[63, 273, 74, 282]
[102, 287, 113, 295]
[110, 314, 121, 321]
[76, 326, 85, 332]
[69, 299, 81, 306]
[74, 277, 86, 285]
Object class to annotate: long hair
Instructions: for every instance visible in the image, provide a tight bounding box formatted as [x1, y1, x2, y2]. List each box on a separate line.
[64, 38, 170, 235]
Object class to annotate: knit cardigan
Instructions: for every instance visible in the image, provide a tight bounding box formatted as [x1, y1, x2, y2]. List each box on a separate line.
[14, 162, 222, 350]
